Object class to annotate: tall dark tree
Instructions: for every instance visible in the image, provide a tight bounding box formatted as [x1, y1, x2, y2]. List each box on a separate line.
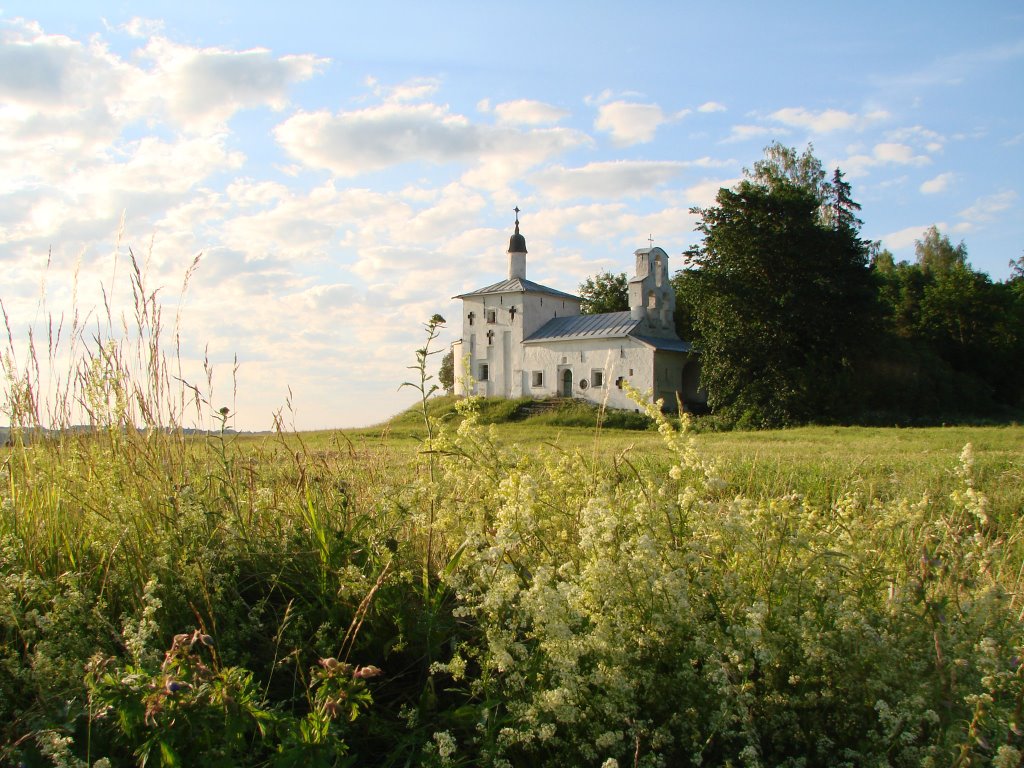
[828, 168, 863, 232]
[685, 171, 876, 426]
[578, 271, 629, 314]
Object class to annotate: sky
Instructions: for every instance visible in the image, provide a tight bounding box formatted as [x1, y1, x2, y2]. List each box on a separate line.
[2, 2, 1022, 431]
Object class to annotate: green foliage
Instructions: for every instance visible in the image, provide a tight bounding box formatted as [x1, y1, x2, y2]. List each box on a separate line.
[438, 348, 454, 395]
[86, 630, 378, 766]
[870, 232, 1024, 411]
[745, 140, 831, 205]
[578, 271, 629, 315]
[916, 225, 968, 276]
[683, 174, 877, 427]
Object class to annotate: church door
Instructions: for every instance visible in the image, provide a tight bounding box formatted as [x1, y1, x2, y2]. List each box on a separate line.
[562, 369, 573, 397]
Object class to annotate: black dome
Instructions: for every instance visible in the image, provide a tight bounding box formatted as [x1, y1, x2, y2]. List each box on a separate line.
[508, 219, 527, 254]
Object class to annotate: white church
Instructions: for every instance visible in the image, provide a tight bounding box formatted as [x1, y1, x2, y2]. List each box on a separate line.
[451, 213, 706, 413]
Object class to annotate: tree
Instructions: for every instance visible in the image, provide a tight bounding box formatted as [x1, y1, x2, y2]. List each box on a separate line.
[438, 348, 454, 394]
[828, 168, 863, 233]
[578, 271, 628, 314]
[1008, 255, 1024, 300]
[915, 225, 967, 276]
[685, 173, 877, 426]
[745, 141, 831, 205]
[869, 232, 1024, 412]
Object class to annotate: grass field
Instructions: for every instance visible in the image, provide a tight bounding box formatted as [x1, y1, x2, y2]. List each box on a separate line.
[294, 407, 1024, 521]
[3, 384, 1023, 765]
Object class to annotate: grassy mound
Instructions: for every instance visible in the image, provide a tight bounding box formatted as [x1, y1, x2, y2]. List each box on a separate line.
[385, 395, 655, 432]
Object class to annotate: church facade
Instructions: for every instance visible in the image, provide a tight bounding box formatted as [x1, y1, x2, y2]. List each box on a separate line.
[451, 216, 705, 412]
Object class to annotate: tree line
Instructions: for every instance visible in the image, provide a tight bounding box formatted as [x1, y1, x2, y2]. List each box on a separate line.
[579, 143, 1024, 427]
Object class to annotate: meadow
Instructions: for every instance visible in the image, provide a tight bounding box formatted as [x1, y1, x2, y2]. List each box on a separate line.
[2, 391, 1023, 766]
[2, 279, 1023, 766]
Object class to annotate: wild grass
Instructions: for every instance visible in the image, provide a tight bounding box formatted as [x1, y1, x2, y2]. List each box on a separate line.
[2, 255, 1024, 766]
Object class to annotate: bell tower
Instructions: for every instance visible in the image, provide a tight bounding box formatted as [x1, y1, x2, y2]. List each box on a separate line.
[628, 246, 676, 334]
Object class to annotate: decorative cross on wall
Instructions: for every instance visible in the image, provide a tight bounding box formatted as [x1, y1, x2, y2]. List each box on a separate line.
[486, 330, 495, 345]
[467, 311, 475, 325]
[509, 306, 517, 322]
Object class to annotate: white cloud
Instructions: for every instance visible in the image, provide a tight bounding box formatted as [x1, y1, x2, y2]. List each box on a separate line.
[840, 142, 931, 177]
[275, 96, 590, 182]
[722, 124, 775, 143]
[957, 190, 1017, 225]
[770, 107, 857, 133]
[880, 224, 943, 251]
[493, 99, 570, 126]
[920, 172, 955, 194]
[874, 142, 929, 165]
[594, 101, 675, 145]
[365, 76, 441, 104]
[275, 102, 481, 174]
[685, 178, 739, 208]
[137, 37, 326, 129]
[886, 125, 946, 152]
[769, 107, 889, 134]
[532, 160, 688, 201]
[698, 101, 726, 113]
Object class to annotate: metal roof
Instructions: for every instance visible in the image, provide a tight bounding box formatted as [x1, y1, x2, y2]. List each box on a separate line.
[454, 277, 580, 301]
[523, 311, 694, 353]
[631, 334, 693, 353]
[523, 311, 640, 343]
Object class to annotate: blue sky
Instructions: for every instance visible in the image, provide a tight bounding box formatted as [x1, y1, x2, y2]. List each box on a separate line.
[2, 2, 1022, 430]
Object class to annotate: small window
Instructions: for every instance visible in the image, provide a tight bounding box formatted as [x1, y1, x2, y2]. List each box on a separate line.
[479, 363, 489, 381]
[486, 309, 497, 324]
[532, 371, 544, 388]
[591, 370, 604, 388]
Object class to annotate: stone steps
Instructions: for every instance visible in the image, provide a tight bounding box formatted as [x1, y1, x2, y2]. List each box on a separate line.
[512, 398, 573, 419]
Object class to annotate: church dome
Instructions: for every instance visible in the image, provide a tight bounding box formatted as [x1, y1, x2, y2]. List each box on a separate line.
[508, 222, 527, 254]
[508, 207, 527, 253]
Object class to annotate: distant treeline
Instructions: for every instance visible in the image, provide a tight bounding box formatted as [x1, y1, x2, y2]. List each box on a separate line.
[579, 143, 1024, 428]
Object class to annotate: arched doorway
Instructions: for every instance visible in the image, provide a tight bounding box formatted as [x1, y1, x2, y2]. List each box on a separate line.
[562, 369, 573, 397]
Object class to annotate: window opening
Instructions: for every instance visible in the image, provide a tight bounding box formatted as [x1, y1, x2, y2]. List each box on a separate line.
[479, 363, 489, 381]
[486, 309, 497, 324]
[532, 371, 543, 387]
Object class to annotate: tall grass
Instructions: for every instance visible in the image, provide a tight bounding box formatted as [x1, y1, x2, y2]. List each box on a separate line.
[1, 252, 1023, 766]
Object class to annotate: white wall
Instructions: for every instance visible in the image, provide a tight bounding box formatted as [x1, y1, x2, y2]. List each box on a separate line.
[456, 289, 581, 398]
[521, 338, 690, 411]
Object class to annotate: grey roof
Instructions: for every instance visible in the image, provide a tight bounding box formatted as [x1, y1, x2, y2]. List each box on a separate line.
[454, 277, 580, 301]
[631, 334, 693, 353]
[523, 311, 639, 343]
[523, 311, 693, 353]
